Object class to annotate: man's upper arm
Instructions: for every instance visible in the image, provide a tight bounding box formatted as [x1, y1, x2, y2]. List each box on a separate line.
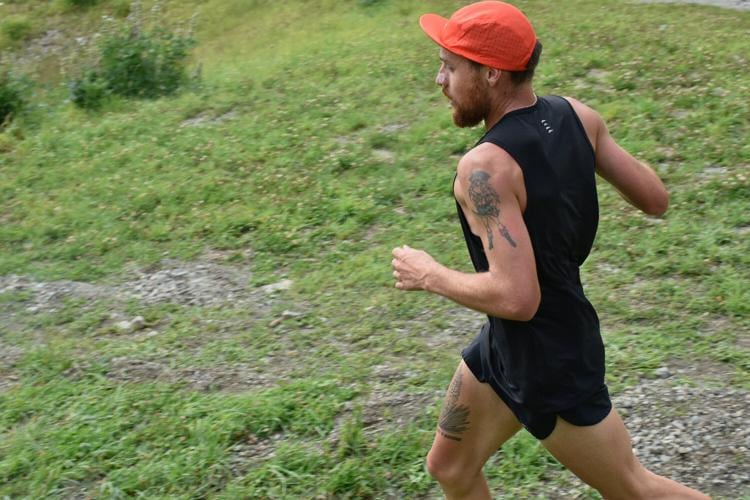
[455, 146, 540, 316]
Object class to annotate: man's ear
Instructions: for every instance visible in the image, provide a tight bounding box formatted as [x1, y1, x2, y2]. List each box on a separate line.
[486, 67, 502, 86]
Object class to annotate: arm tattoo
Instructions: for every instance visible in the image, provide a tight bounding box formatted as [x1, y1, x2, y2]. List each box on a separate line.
[438, 370, 470, 441]
[468, 170, 517, 249]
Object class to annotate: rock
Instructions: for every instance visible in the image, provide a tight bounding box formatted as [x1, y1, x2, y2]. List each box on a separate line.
[655, 366, 671, 378]
[130, 316, 146, 330]
[114, 316, 146, 333]
[372, 149, 396, 163]
[114, 320, 134, 333]
[269, 318, 283, 328]
[260, 279, 293, 294]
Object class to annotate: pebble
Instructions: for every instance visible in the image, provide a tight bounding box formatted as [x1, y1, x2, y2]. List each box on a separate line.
[114, 316, 146, 334]
[130, 316, 146, 330]
[260, 279, 294, 294]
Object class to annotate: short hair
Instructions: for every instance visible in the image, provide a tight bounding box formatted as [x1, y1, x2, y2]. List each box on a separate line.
[469, 40, 543, 85]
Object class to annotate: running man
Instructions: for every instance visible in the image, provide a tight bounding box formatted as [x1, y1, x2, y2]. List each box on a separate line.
[391, 2, 709, 498]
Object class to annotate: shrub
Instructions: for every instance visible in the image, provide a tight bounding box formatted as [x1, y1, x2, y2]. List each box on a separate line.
[67, 6, 196, 108]
[0, 69, 27, 129]
[1, 15, 33, 43]
[99, 26, 194, 99]
[112, 0, 131, 18]
[68, 70, 108, 109]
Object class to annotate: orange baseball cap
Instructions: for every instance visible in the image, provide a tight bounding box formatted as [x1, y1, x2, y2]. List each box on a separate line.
[419, 1, 537, 71]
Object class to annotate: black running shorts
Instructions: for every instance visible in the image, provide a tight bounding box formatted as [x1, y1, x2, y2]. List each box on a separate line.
[462, 323, 612, 440]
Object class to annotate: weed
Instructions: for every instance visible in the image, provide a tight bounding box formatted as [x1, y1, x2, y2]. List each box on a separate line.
[0, 67, 28, 129]
[0, 15, 32, 43]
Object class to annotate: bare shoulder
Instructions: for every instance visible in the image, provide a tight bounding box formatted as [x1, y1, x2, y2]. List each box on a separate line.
[562, 96, 600, 124]
[455, 142, 526, 212]
[562, 96, 603, 149]
[457, 143, 521, 187]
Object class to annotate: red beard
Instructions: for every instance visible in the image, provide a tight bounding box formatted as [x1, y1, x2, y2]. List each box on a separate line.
[448, 78, 488, 128]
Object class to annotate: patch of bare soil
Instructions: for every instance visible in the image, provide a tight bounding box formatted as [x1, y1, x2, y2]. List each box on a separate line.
[0, 275, 108, 315]
[328, 390, 439, 447]
[0, 259, 259, 311]
[0, 256, 299, 393]
[417, 307, 485, 351]
[119, 258, 255, 307]
[99, 356, 274, 392]
[0, 339, 24, 392]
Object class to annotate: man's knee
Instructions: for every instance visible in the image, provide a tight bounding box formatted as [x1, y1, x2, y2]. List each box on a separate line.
[425, 446, 477, 492]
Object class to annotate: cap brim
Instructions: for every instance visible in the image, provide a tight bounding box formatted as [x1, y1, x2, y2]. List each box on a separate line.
[419, 13, 448, 48]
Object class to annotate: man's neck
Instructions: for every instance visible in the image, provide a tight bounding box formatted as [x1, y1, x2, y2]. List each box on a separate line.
[484, 85, 537, 131]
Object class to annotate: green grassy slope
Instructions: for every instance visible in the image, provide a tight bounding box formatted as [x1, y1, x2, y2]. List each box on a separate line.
[1, 0, 748, 497]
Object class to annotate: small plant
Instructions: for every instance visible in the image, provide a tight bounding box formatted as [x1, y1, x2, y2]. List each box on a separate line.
[1, 15, 33, 43]
[0, 68, 27, 129]
[68, 70, 108, 109]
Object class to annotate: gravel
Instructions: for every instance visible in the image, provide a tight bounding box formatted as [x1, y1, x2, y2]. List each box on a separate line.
[614, 378, 750, 497]
[0, 258, 268, 309]
[119, 259, 252, 307]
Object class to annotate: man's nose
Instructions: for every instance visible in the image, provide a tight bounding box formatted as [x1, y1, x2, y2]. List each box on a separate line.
[435, 71, 445, 86]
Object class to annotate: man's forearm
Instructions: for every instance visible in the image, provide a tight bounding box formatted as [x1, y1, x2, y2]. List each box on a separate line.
[425, 263, 538, 321]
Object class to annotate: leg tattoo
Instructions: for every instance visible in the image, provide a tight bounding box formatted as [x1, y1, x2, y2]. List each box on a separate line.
[439, 370, 470, 441]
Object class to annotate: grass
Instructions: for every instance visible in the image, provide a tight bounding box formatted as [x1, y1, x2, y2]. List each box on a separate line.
[0, 0, 748, 497]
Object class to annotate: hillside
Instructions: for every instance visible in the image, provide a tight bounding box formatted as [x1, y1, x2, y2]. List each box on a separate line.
[1, 0, 748, 497]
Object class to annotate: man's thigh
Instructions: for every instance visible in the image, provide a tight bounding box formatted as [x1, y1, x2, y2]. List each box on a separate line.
[541, 408, 645, 497]
[428, 360, 523, 473]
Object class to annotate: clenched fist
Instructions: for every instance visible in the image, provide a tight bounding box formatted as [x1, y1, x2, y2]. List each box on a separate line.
[391, 245, 438, 291]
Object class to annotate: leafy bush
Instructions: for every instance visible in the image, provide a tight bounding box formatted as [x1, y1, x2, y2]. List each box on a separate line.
[0, 68, 27, 129]
[99, 26, 194, 99]
[1, 15, 33, 43]
[67, 9, 195, 109]
[68, 70, 108, 109]
[112, 0, 131, 18]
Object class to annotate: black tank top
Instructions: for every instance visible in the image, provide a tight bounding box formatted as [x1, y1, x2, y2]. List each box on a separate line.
[456, 95, 605, 412]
